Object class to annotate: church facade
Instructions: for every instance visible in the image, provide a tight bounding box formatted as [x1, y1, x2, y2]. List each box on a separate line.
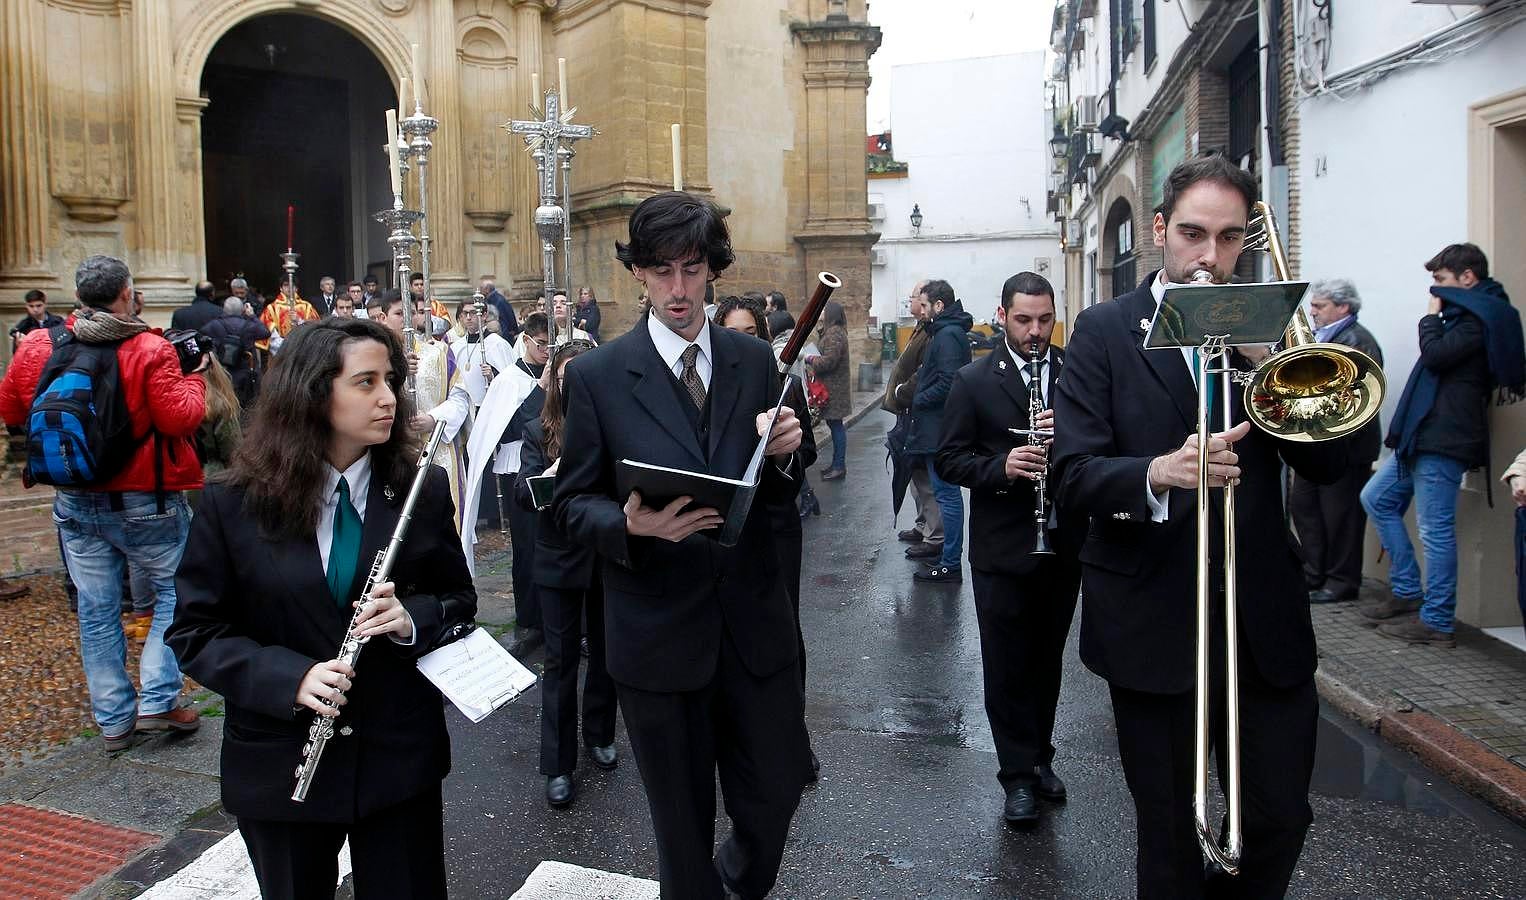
[0, 0, 880, 352]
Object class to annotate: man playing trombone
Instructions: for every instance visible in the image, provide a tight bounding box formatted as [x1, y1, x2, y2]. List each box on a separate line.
[1051, 154, 1352, 898]
[935, 271, 1081, 829]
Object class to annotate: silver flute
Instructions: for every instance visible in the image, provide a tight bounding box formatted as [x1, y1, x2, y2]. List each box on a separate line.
[292, 420, 449, 802]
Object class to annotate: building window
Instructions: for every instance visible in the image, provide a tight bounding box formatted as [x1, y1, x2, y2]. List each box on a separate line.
[1112, 0, 1137, 64]
[1144, 0, 1157, 70]
[1227, 42, 1260, 169]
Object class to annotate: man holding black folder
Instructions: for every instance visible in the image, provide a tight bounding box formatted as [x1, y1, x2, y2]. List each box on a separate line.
[554, 191, 807, 900]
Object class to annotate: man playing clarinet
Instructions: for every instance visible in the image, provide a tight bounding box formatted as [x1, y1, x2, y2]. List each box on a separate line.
[936, 271, 1081, 829]
[553, 191, 808, 899]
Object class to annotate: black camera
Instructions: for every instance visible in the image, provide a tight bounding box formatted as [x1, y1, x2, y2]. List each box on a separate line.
[165, 329, 212, 374]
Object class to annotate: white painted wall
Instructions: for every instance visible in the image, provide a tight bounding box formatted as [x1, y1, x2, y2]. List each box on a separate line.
[870, 53, 1060, 324]
[1299, 18, 1526, 431]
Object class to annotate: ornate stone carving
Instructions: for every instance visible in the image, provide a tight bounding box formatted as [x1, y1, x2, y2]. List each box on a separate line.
[376, 0, 416, 16]
[57, 196, 128, 223]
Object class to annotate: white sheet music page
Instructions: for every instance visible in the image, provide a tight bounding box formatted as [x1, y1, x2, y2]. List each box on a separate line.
[416, 628, 537, 723]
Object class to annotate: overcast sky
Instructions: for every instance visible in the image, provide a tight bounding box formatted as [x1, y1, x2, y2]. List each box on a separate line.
[866, 0, 1054, 133]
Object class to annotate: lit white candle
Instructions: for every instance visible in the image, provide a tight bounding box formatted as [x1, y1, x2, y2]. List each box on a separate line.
[531, 72, 540, 106]
[558, 57, 568, 110]
[386, 109, 401, 195]
[671, 123, 683, 191]
[411, 44, 423, 109]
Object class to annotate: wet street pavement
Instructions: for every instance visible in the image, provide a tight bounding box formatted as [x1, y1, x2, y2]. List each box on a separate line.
[440, 410, 1526, 898]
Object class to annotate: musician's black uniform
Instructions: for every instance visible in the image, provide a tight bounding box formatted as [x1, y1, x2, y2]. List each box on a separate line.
[1051, 273, 1346, 898]
[936, 340, 1080, 805]
[514, 419, 618, 780]
[168, 466, 475, 899]
[553, 319, 808, 899]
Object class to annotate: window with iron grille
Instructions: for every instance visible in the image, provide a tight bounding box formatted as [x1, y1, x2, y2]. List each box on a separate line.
[1144, 0, 1157, 70]
[1227, 43, 1260, 168]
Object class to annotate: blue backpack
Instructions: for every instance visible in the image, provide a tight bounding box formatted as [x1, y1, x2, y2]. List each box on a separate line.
[24, 326, 139, 487]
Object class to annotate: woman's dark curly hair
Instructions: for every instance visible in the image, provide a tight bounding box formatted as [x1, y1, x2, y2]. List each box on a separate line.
[218, 317, 420, 540]
[615, 191, 734, 276]
[714, 294, 769, 339]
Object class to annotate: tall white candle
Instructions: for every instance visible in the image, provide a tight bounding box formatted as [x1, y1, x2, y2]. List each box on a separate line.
[671, 123, 683, 191]
[399, 77, 411, 113]
[385, 109, 401, 195]
[531, 72, 540, 106]
[411, 44, 423, 109]
[558, 57, 568, 110]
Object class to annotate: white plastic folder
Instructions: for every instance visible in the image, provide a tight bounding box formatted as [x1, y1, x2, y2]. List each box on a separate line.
[416, 628, 537, 723]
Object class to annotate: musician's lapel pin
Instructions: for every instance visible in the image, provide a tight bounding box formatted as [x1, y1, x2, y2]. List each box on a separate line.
[997, 359, 1007, 371]
[1139, 317, 1151, 332]
[383, 484, 396, 502]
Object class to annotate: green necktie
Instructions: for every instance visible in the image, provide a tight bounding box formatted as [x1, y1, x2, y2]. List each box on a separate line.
[326, 476, 362, 608]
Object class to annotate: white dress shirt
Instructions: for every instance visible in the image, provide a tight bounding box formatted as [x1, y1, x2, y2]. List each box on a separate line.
[1006, 340, 1053, 401]
[315, 452, 413, 644]
[1144, 271, 1203, 523]
[647, 310, 713, 390]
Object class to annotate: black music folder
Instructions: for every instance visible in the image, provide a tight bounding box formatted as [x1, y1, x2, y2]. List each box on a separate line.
[526, 475, 556, 511]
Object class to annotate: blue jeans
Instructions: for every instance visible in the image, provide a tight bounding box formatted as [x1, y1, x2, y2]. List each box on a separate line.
[1360, 454, 1467, 633]
[923, 455, 964, 568]
[53, 490, 192, 735]
[827, 419, 847, 471]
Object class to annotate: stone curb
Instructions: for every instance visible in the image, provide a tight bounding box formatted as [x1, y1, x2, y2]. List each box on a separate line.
[1315, 659, 1526, 827]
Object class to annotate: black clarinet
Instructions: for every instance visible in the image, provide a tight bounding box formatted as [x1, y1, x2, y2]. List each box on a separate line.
[1027, 338, 1055, 556]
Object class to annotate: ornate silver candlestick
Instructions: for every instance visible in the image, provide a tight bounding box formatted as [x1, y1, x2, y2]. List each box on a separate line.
[402, 106, 438, 316]
[374, 197, 423, 395]
[279, 248, 300, 338]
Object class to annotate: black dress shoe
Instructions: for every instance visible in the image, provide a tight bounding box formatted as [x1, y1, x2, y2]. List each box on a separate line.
[1309, 588, 1341, 604]
[804, 748, 821, 784]
[1003, 786, 1039, 826]
[589, 743, 618, 770]
[821, 467, 846, 481]
[905, 541, 943, 559]
[897, 528, 923, 543]
[546, 775, 574, 808]
[914, 564, 962, 584]
[1034, 764, 1067, 803]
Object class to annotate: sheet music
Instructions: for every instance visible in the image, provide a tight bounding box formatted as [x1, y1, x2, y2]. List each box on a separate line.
[416, 628, 537, 723]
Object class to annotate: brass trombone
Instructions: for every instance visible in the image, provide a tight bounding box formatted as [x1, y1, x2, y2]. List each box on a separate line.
[1191, 201, 1384, 875]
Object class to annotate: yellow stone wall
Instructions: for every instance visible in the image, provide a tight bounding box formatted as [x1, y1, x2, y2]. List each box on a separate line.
[0, 0, 877, 363]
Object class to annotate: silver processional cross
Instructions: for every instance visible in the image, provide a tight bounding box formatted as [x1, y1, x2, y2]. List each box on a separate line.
[505, 90, 596, 346]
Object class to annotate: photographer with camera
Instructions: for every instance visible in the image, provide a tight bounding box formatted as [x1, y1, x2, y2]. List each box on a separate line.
[202, 295, 270, 409]
[0, 255, 210, 752]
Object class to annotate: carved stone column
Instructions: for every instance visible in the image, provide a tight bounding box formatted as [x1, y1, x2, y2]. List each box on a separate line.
[792, 10, 880, 346]
[428, 0, 469, 298]
[177, 96, 211, 286]
[511, 0, 548, 297]
[0, 0, 51, 284]
[130, 0, 185, 292]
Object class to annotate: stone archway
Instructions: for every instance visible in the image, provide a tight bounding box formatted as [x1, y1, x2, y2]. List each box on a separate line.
[1102, 197, 1136, 299]
[174, 0, 410, 297]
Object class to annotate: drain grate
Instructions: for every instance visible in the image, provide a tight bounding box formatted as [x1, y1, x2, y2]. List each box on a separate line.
[0, 803, 158, 898]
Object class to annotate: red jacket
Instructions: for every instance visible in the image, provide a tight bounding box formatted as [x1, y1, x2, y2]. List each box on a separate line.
[0, 323, 207, 491]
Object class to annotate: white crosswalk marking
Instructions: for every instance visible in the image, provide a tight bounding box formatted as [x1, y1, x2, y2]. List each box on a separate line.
[136, 830, 352, 899]
[509, 860, 659, 899]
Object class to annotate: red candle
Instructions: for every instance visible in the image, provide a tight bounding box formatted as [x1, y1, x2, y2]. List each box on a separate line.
[286, 203, 295, 249]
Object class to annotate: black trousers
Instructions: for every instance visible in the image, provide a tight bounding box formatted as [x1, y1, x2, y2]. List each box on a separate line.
[1108, 664, 1317, 900]
[506, 488, 542, 629]
[775, 525, 808, 689]
[1289, 465, 1370, 596]
[539, 577, 618, 776]
[237, 786, 446, 900]
[970, 564, 1079, 793]
[616, 633, 808, 900]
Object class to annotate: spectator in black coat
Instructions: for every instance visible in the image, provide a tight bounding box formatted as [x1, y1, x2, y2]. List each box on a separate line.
[203, 296, 271, 409]
[170, 281, 225, 333]
[574, 287, 602, 343]
[479, 277, 519, 343]
[10, 289, 63, 352]
[905, 279, 972, 583]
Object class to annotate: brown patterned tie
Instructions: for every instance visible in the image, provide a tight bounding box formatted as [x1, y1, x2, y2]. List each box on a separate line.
[679, 344, 706, 410]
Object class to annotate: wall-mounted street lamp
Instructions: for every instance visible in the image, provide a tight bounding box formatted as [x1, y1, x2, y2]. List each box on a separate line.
[1049, 126, 1069, 159]
[909, 203, 923, 236]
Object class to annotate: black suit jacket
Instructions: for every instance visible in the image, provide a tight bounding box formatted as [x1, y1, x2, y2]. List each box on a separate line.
[515, 419, 595, 590]
[552, 322, 803, 693]
[1051, 274, 1347, 694]
[312, 293, 339, 317]
[936, 341, 1082, 574]
[168, 466, 476, 823]
[1324, 316, 1384, 465]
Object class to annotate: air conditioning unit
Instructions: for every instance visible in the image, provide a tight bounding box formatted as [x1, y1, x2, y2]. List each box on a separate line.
[1083, 132, 1102, 168]
[867, 201, 886, 221]
[871, 248, 888, 267]
[1075, 95, 1099, 132]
